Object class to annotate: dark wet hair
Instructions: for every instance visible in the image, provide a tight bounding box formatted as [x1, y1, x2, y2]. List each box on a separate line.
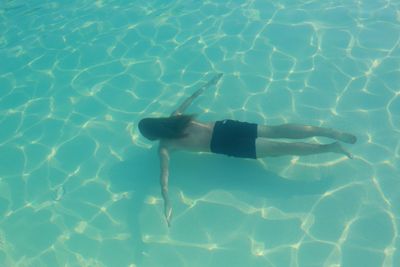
[138, 115, 195, 141]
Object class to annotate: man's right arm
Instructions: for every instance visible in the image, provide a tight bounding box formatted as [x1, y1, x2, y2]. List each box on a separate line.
[170, 73, 223, 116]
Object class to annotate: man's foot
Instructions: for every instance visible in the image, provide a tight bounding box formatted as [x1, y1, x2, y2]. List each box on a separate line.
[327, 142, 353, 159]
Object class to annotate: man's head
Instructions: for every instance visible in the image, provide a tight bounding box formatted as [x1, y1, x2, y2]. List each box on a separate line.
[138, 115, 194, 141]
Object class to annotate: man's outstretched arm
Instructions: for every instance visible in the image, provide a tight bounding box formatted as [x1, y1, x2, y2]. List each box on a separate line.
[159, 145, 172, 226]
[171, 73, 223, 116]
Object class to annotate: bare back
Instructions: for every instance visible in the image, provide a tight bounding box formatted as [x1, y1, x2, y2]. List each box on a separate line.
[160, 120, 215, 152]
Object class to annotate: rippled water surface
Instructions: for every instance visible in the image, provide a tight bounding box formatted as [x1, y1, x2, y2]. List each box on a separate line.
[1, 0, 399, 266]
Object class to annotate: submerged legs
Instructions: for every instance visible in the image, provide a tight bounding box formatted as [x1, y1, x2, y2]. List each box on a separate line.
[255, 124, 356, 159]
[257, 124, 357, 144]
[255, 140, 353, 158]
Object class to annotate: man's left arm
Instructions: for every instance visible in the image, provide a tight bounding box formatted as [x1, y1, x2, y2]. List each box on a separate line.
[159, 145, 172, 226]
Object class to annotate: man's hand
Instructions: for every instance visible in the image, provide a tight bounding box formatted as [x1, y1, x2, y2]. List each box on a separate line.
[164, 201, 173, 227]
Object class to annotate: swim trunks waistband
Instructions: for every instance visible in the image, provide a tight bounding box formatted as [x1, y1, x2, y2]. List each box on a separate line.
[210, 120, 258, 159]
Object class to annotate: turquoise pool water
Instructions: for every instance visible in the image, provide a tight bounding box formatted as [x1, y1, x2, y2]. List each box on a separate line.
[1, 0, 399, 266]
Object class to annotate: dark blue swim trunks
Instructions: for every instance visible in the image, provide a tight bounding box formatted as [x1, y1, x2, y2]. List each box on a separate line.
[210, 120, 258, 159]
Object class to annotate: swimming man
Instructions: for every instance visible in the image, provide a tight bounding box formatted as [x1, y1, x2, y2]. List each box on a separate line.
[138, 73, 357, 226]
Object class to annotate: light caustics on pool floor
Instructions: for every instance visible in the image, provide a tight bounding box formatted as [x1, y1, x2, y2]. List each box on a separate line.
[0, 0, 399, 266]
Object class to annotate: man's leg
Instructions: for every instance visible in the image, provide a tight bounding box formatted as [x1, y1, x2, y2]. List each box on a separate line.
[255, 139, 353, 158]
[257, 124, 357, 144]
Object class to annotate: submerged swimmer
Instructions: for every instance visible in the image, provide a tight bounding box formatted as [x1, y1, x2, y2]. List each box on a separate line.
[138, 73, 357, 226]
